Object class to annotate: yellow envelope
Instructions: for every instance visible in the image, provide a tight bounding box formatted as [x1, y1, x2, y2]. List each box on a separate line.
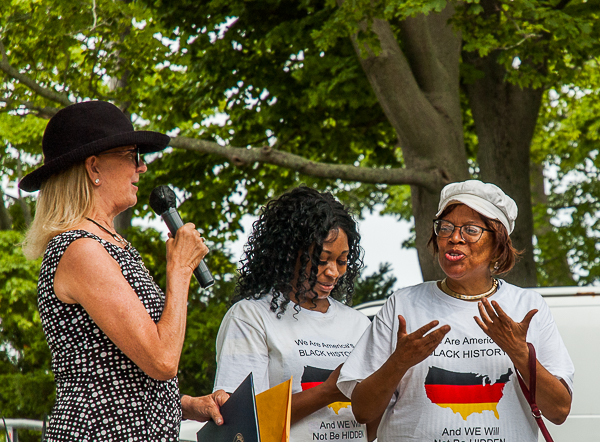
[255, 377, 293, 442]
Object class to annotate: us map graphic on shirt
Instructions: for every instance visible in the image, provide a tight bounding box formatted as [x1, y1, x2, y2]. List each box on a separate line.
[424, 366, 513, 420]
[301, 366, 351, 414]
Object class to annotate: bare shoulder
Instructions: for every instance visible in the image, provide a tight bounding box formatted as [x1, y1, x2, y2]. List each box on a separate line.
[61, 236, 117, 268]
[55, 236, 121, 303]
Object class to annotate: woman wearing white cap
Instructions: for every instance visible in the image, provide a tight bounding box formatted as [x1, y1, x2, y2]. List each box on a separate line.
[337, 180, 574, 442]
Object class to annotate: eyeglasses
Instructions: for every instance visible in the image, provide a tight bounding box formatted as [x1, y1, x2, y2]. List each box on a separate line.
[433, 219, 493, 243]
[97, 146, 142, 168]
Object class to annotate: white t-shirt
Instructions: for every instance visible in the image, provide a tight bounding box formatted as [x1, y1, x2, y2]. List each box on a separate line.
[214, 295, 372, 442]
[338, 280, 574, 442]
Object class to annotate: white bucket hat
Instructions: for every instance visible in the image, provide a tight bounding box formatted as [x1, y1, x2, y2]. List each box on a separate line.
[435, 180, 518, 234]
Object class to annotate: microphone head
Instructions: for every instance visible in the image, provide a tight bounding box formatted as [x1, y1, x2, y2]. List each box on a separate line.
[149, 185, 178, 215]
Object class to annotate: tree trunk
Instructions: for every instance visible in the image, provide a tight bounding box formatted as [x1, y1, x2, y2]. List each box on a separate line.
[0, 189, 12, 230]
[16, 152, 32, 227]
[463, 51, 542, 287]
[350, 8, 470, 281]
[410, 184, 446, 281]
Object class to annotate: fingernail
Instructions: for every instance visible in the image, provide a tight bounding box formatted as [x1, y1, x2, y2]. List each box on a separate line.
[216, 418, 223, 425]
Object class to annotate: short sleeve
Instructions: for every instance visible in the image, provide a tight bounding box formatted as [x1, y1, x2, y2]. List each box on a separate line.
[337, 296, 398, 398]
[213, 304, 270, 394]
[529, 296, 575, 395]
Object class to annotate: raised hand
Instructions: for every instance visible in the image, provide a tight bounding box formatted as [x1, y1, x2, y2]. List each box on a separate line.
[474, 297, 537, 358]
[351, 315, 450, 424]
[392, 315, 451, 370]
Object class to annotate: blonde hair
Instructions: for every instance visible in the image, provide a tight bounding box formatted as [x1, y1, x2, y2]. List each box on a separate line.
[23, 163, 96, 259]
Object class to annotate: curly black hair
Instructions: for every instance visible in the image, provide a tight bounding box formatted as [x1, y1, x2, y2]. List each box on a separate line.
[233, 186, 364, 316]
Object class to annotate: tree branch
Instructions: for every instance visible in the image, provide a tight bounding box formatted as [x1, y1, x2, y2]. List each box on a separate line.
[0, 40, 71, 107]
[170, 136, 445, 192]
[1, 99, 60, 118]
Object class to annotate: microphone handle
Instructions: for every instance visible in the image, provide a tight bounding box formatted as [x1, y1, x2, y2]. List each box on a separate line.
[160, 208, 215, 289]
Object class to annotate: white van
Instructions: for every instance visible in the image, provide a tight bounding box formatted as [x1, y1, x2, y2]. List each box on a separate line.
[353, 286, 600, 442]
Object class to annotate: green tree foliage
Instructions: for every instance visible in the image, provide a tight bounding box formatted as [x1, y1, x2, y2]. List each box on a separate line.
[0, 113, 42, 231]
[352, 262, 398, 305]
[0, 231, 54, 438]
[531, 62, 600, 286]
[138, 0, 600, 285]
[2, 0, 600, 284]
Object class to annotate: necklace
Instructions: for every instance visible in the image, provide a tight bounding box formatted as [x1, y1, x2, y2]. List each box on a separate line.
[85, 217, 130, 248]
[84, 217, 154, 280]
[439, 277, 499, 301]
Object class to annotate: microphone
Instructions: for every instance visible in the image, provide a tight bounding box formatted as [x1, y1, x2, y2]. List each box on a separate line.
[149, 185, 215, 289]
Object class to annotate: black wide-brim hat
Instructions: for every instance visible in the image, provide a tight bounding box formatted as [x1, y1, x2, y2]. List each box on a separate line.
[19, 100, 170, 192]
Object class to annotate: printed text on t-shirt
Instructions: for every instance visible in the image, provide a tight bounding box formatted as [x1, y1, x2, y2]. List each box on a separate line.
[295, 339, 355, 358]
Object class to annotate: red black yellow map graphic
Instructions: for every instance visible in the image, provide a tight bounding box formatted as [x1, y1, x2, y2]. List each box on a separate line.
[424, 366, 512, 420]
[301, 366, 350, 414]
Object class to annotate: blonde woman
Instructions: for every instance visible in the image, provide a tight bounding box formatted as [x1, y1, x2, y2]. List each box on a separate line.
[20, 101, 227, 441]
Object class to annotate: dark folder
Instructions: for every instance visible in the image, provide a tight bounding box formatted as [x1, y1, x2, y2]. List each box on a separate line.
[197, 373, 260, 442]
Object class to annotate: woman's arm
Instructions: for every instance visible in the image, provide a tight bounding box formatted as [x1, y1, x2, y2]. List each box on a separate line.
[365, 414, 382, 442]
[290, 365, 348, 424]
[54, 223, 207, 380]
[475, 298, 572, 425]
[351, 315, 451, 424]
[291, 367, 382, 437]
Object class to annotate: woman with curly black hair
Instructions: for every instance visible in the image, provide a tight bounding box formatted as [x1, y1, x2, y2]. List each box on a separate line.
[213, 186, 376, 442]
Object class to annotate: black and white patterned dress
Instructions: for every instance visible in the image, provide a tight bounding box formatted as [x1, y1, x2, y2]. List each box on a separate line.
[38, 230, 181, 442]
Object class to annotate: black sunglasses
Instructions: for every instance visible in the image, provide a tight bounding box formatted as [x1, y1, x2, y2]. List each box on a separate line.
[97, 146, 142, 168]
